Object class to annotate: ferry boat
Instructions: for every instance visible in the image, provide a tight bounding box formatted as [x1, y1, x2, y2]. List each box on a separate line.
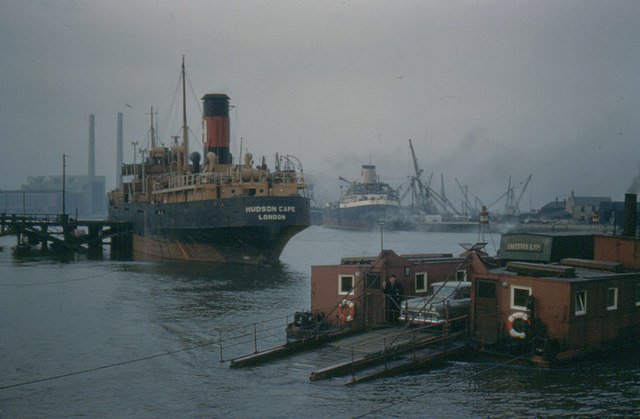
[107, 59, 310, 265]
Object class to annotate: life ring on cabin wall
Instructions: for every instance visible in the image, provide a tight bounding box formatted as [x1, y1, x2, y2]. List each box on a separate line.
[338, 299, 356, 323]
[507, 311, 530, 339]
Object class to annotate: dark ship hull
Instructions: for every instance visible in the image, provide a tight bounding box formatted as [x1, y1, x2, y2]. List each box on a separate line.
[109, 195, 309, 264]
[323, 204, 411, 231]
[109, 196, 310, 264]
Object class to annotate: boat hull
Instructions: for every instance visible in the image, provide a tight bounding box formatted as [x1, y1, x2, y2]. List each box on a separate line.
[322, 204, 411, 231]
[108, 195, 310, 264]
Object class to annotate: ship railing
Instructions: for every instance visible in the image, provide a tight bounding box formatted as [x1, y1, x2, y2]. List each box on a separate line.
[0, 213, 65, 224]
[276, 154, 305, 185]
[216, 314, 300, 363]
[153, 173, 220, 191]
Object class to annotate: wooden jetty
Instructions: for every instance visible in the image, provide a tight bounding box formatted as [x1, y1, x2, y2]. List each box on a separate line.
[0, 213, 132, 258]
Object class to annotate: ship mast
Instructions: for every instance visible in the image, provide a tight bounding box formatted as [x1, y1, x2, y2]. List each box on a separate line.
[181, 55, 189, 171]
[149, 106, 156, 149]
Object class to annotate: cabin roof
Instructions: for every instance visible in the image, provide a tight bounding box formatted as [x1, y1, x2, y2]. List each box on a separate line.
[489, 261, 639, 283]
[339, 252, 462, 266]
[502, 231, 596, 238]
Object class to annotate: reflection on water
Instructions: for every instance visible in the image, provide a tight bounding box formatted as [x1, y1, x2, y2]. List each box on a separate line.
[1, 230, 640, 418]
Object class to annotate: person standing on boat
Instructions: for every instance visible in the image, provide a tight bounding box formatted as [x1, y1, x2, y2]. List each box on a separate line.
[383, 274, 404, 325]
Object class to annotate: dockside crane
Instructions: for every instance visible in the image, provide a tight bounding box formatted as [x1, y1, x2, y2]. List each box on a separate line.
[455, 178, 475, 216]
[511, 174, 532, 215]
[436, 173, 461, 216]
[338, 176, 354, 185]
[408, 139, 437, 214]
[487, 174, 532, 215]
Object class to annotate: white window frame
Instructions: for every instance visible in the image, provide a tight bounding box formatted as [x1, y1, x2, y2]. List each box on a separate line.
[456, 270, 467, 282]
[510, 285, 532, 310]
[575, 290, 587, 316]
[415, 272, 428, 293]
[338, 275, 355, 296]
[607, 287, 618, 311]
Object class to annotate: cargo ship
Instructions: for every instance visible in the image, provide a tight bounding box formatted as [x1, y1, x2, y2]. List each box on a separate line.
[322, 164, 409, 230]
[107, 59, 310, 264]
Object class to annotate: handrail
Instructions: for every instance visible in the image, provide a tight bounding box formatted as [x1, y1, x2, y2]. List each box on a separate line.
[0, 213, 70, 223]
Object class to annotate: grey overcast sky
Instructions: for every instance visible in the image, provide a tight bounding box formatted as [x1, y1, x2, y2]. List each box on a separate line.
[1, 0, 639, 211]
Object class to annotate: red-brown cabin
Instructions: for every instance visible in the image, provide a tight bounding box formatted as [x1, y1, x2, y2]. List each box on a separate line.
[469, 234, 640, 363]
[309, 249, 469, 331]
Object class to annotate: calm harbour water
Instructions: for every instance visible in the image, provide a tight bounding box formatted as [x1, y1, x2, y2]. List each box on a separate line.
[1, 226, 639, 418]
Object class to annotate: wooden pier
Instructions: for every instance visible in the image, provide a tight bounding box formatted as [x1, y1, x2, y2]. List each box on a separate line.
[0, 213, 133, 258]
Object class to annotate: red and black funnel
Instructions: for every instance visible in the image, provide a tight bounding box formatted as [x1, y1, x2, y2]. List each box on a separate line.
[202, 93, 231, 164]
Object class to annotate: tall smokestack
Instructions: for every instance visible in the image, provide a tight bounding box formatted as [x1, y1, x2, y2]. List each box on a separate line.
[88, 114, 95, 177]
[202, 94, 231, 164]
[117, 112, 123, 191]
[623, 193, 637, 237]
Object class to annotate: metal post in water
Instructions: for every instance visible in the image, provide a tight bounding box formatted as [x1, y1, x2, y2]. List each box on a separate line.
[383, 338, 388, 370]
[351, 347, 355, 382]
[219, 330, 223, 363]
[253, 323, 258, 354]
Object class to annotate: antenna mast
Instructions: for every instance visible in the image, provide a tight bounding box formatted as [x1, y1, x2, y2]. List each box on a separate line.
[149, 106, 157, 149]
[181, 55, 189, 171]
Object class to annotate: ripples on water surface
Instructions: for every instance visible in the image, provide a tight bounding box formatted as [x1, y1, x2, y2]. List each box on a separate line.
[1, 227, 639, 418]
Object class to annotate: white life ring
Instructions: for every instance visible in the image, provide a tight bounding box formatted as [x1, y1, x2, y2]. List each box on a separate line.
[338, 299, 355, 323]
[507, 311, 530, 339]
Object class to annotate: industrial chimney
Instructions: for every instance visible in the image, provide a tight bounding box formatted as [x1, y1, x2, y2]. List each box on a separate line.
[88, 114, 95, 177]
[623, 193, 637, 237]
[202, 94, 231, 165]
[117, 112, 123, 191]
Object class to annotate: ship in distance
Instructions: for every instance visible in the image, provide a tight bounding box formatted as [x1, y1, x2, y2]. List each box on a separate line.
[108, 58, 310, 265]
[322, 164, 410, 230]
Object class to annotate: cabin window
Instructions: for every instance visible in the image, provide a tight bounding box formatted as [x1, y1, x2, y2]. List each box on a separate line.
[636, 284, 640, 307]
[338, 275, 354, 296]
[607, 287, 618, 311]
[575, 290, 587, 316]
[415, 272, 427, 293]
[510, 286, 532, 310]
[478, 281, 496, 299]
[456, 270, 467, 281]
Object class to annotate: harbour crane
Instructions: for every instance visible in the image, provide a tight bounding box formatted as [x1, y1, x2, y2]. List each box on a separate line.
[455, 178, 475, 216]
[486, 174, 532, 215]
[505, 174, 532, 215]
[407, 139, 462, 216]
[408, 139, 437, 214]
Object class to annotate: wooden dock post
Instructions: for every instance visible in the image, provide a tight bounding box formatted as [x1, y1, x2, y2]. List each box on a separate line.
[87, 224, 102, 258]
